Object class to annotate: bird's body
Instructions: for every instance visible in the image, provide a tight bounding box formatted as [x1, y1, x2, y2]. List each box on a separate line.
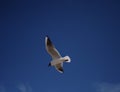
[45, 36, 71, 73]
[50, 56, 71, 66]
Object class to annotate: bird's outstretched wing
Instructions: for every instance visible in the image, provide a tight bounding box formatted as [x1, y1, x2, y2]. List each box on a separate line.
[55, 63, 64, 73]
[45, 36, 61, 59]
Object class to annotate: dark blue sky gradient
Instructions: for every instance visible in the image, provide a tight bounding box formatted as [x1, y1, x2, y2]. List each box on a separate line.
[0, 0, 120, 92]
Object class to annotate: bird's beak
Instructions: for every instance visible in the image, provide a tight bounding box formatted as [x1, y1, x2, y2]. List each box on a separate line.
[48, 63, 51, 67]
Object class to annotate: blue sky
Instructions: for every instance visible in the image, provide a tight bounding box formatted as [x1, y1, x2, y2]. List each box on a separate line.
[0, 0, 120, 92]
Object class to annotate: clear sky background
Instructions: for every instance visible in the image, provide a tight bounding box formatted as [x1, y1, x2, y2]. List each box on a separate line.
[0, 0, 120, 92]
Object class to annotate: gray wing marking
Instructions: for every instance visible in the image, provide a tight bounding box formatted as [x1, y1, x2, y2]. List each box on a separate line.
[55, 63, 64, 73]
[45, 36, 61, 59]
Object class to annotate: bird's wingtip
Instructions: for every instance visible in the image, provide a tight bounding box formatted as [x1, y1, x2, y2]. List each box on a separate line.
[46, 35, 49, 38]
[59, 70, 64, 73]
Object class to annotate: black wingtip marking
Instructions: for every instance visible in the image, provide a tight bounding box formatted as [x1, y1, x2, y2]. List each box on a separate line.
[46, 35, 49, 38]
[58, 68, 64, 73]
[46, 36, 53, 46]
[45, 35, 51, 42]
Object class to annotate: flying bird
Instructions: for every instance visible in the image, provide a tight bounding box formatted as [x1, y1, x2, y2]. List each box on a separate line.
[45, 35, 71, 73]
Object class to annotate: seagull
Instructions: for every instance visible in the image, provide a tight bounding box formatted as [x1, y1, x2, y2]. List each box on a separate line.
[45, 35, 71, 73]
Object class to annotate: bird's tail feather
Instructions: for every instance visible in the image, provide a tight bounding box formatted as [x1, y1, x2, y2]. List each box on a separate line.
[64, 56, 71, 63]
